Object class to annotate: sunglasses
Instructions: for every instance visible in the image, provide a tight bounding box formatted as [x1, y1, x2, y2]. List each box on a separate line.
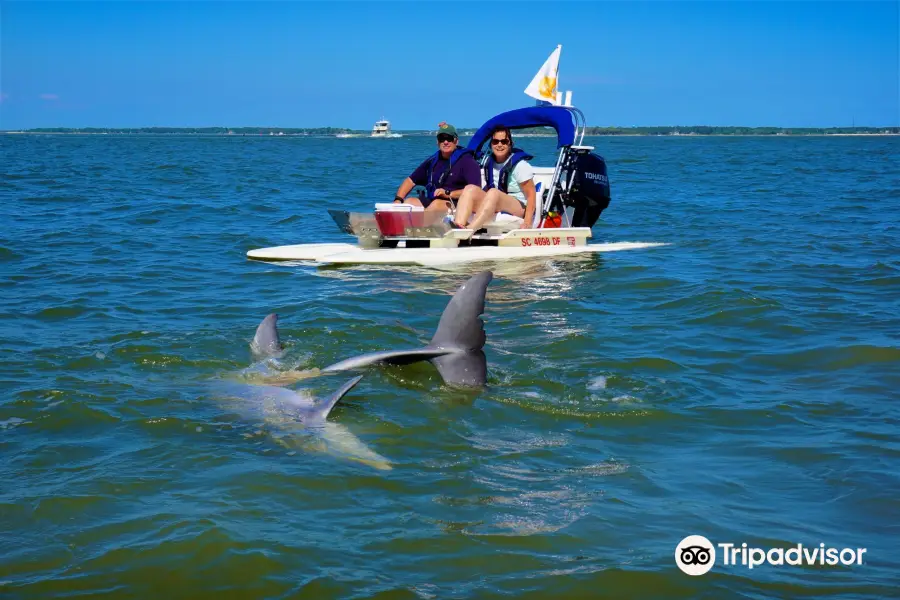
[490, 138, 511, 146]
[437, 134, 457, 143]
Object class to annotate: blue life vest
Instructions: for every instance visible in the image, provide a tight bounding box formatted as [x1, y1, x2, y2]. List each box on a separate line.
[421, 148, 475, 200]
[483, 148, 534, 193]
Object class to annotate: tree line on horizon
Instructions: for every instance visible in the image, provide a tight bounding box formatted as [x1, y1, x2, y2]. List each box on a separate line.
[16, 126, 355, 135]
[11, 125, 900, 136]
[580, 125, 900, 135]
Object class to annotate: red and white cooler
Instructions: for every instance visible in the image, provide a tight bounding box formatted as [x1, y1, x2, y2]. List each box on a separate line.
[374, 203, 425, 236]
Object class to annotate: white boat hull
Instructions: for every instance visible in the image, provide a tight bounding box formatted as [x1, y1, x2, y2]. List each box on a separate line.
[246, 241, 667, 266]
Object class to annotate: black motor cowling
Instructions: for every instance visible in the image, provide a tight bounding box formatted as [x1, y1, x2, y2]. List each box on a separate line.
[565, 151, 611, 228]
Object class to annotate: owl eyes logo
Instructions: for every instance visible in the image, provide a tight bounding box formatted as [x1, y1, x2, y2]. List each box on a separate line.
[676, 535, 716, 575]
[681, 545, 712, 565]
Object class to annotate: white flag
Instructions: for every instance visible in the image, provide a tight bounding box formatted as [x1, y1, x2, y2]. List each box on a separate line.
[524, 45, 561, 104]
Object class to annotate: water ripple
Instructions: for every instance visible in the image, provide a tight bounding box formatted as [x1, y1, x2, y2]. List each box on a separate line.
[1, 133, 898, 597]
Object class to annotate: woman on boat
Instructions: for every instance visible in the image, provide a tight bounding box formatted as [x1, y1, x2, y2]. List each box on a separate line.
[452, 125, 536, 231]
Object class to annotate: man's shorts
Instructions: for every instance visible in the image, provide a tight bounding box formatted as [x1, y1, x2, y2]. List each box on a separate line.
[419, 193, 456, 210]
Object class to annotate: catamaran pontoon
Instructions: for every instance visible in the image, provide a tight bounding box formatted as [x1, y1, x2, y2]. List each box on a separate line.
[247, 105, 665, 266]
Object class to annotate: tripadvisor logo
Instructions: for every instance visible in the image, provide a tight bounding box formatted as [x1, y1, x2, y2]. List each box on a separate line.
[675, 535, 715, 576]
[675, 535, 867, 576]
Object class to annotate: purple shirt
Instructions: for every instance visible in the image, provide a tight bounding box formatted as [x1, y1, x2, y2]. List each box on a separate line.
[409, 152, 481, 193]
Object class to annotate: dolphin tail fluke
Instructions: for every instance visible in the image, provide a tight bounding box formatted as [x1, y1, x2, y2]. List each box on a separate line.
[317, 374, 364, 420]
[428, 271, 493, 352]
[321, 349, 453, 373]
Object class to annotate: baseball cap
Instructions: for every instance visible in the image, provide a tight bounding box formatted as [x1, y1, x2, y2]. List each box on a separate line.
[436, 121, 458, 138]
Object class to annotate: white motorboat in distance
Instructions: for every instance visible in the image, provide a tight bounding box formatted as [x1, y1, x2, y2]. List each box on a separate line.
[371, 118, 402, 138]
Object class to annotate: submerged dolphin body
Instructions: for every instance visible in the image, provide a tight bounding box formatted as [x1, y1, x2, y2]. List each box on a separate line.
[214, 315, 391, 470]
[214, 374, 391, 470]
[322, 270, 494, 387]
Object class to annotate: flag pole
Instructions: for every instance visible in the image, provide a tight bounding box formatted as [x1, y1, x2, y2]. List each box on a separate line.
[556, 44, 562, 104]
[556, 44, 562, 105]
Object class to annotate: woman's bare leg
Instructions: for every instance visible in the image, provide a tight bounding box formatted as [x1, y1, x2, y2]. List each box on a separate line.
[426, 199, 452, 213]
[398, 197, 449, 211]
[454, 184, 485, 227]
[467, 189, 525, 231]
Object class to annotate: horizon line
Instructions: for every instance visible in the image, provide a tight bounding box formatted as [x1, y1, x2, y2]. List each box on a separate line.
[3, 124, 899, 132]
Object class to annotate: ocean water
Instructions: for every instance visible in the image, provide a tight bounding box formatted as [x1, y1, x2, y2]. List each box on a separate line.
[1, 133, 898, 598]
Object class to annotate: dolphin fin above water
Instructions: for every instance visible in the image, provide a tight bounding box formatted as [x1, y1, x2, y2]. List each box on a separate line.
[309, 374, 364, 423]
[251, 313, 283, 358]
[430, 350, 487, 388]
[321, 271, 493, 387]
[428, 270, 491, 352]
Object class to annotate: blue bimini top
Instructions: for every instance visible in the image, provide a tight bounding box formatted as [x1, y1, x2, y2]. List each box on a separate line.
[465, 106, 578, 153]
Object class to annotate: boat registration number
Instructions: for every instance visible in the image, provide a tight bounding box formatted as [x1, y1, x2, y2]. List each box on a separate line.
[521, 236, 575, 247]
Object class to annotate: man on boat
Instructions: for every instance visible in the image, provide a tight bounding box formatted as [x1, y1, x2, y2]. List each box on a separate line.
[392, 122, 480, 213]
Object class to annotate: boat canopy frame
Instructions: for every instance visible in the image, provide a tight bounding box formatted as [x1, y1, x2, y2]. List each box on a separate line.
[464, 106, 587, 151]
[464, 106, 590, 228]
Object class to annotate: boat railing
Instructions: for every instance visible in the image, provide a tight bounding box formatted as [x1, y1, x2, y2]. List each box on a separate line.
[569, 106, 587, 146]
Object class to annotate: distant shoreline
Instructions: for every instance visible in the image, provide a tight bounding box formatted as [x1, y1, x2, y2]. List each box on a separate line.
[2, 126, 898, 137]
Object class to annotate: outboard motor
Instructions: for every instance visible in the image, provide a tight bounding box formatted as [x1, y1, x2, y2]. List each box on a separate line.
[565, 151, 611, 228]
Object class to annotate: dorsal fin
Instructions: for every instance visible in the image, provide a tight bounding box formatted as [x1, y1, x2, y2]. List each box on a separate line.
[431, 350, 487, 387]
[428, 271, 493, 351]
[251, 313, 283, 357]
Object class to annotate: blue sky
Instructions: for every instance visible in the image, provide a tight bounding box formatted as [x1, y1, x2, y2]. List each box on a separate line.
[1, 1, 897, 129]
